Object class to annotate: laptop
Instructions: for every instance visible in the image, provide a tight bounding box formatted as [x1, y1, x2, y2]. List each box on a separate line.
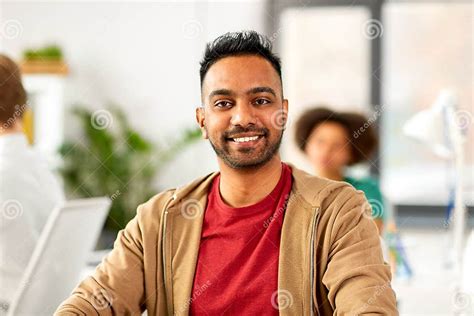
[7, 197, 111, 316]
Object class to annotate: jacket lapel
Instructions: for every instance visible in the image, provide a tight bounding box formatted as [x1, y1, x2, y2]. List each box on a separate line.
[278, 183, 319, 315]
[164, 173, 217, 315]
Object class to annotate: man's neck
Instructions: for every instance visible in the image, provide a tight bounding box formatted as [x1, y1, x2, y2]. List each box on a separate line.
[218, 155, 283, 208]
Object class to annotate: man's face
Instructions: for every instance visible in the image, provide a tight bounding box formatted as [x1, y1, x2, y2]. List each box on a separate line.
[197, 55, 288, 169]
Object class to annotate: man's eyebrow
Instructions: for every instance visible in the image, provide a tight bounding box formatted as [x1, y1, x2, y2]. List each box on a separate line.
[208, 86, 277, 101]
[246, 86, 276, 97]
[208, 89, 235, 100]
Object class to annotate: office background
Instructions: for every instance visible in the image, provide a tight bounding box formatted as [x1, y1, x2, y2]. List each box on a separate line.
[1, 0, 473, 314]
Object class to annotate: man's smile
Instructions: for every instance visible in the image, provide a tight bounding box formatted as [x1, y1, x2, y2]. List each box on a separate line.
[227, 135, 264, 150]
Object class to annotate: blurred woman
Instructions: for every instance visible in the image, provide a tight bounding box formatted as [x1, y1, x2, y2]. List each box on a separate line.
[0, 54, 64, 309]
[295, 107, 385, 234]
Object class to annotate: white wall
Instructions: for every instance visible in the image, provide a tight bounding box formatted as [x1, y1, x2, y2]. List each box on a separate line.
[0, 0, 267, 190]
[279, 6, 372, 175]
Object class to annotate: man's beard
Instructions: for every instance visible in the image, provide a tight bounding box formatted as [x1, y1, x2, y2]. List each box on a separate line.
[206, 126, 284, 170]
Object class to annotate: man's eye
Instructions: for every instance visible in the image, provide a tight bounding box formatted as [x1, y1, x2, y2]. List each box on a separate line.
[215, 101, 232, 108]
[254, 98, 271, 105]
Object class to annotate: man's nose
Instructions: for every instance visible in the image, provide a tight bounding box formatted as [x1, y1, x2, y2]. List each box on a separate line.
[230, 102, 257, 127]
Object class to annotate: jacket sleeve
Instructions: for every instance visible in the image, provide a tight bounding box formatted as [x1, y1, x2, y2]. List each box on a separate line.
[54, 204, 147, 315]
[321, 186, 398, 315]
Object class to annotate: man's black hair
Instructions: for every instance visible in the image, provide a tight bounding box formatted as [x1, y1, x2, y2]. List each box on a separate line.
[199, 30, 282, 88]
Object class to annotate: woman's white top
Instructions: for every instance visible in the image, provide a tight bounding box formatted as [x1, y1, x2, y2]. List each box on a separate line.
[0, 133, 65, 304]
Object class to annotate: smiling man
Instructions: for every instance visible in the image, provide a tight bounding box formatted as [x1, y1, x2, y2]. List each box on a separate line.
[56, 31, 397, 315]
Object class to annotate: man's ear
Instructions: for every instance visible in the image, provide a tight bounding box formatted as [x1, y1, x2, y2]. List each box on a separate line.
[195, 106, 208, 139]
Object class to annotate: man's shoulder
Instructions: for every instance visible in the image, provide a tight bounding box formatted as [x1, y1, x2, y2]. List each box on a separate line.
[288, 163, 356, 206]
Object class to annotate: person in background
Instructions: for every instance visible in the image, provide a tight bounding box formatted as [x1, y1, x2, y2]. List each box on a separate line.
[0, 54, 65, 310]
[295, 106, 386, 234]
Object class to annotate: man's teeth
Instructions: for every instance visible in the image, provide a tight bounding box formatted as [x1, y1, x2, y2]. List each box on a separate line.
[232, 136, 260, 143]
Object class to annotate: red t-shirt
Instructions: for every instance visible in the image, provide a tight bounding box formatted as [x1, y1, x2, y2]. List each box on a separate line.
[189, 163, 293, 315]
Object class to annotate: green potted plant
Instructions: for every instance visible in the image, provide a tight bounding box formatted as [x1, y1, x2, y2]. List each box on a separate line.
[21, 44, 68, 75]
[59, 105, 202, 235]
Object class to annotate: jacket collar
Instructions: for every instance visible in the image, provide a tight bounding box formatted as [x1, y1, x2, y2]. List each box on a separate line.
[166, 162, 336, 212]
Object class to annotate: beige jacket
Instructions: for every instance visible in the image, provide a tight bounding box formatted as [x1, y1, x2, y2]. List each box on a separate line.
[55, 164, 398, 315]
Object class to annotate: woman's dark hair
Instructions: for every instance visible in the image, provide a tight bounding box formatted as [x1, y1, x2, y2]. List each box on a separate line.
[199, 30, 282, 88]
[294, 106, 378, 165]
[0, 55, 27, 125]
